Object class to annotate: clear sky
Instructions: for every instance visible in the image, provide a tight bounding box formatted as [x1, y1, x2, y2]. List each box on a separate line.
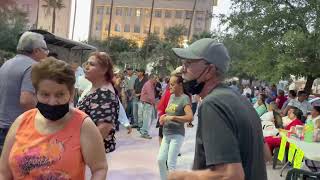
[69, 0, 232, 41]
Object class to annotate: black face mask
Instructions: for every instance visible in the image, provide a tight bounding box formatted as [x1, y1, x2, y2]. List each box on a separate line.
[36, 102, 70, 121]
[183, 80, 205, 95]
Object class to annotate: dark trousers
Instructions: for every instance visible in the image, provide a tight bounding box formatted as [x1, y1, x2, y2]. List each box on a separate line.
[192, 103, 198, 115]
[126, 99, 134, 124]
[0, 128, 9, 155]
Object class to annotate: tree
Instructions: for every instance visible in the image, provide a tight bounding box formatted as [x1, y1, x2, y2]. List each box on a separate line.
[141, 33, 161, 58]
[226, 0, 320, 93]
[0, 2, 27, 53]
[89, 36, 139, 66]
[164, 25, 187, 47]
[191, 31, 217, 43]
[42, 0, 65, 34]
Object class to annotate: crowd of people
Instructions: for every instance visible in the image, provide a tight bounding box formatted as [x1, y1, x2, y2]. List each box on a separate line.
[228, 77, 320, 172]
[2, 31, 319, 180]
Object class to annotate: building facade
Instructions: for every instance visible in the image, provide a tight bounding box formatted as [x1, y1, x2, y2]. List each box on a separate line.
[15, 0, 38, 29]
[16, 0, 72, 38]
[89, 0, 218, 45]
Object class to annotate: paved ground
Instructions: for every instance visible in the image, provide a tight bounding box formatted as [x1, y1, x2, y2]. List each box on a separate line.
[86, 117, 288, 180]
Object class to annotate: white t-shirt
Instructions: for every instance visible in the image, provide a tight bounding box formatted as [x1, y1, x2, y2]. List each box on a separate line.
[242, 87, 252, 96]
[260, 111, 274, 122]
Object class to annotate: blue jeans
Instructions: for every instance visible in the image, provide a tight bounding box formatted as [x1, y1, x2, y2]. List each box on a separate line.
[157, 134, 184, 180]
[140, 103, 153, 135]
[132, 98, 140, 126]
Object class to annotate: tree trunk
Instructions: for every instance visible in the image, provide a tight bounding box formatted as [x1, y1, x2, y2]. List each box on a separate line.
[304, 75, 316, 95]
[145, 0, 155, 60]
[188, 0, 197, 41]
[52, 8, 56, 33]
[107, 0, 114, 40]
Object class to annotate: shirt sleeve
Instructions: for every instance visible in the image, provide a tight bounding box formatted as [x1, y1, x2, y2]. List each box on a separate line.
[21, 67, 35, 93]
[200, 101, 241, 167]
[288, 99, 295, 106]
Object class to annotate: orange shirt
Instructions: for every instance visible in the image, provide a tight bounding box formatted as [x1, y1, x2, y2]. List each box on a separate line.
[9, 109, 87, 180]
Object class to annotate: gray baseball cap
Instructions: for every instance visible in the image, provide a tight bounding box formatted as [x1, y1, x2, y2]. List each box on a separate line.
[172, 38, 230, 73]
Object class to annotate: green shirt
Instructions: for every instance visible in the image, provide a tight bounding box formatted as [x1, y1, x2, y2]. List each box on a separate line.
[255, 104, 267, 117]
[163, 94, 190, 136]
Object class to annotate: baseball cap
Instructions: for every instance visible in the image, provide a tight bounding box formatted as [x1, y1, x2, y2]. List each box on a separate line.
[172, 38, 230, 73]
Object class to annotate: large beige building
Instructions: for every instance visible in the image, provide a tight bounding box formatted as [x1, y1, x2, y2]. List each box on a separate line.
[89, 0, 218, 45]
[37, 0, 72, 38]
[15, 0, 72, 38]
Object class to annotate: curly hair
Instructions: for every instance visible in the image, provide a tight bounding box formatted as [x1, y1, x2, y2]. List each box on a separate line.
[31, 57, 75, 91]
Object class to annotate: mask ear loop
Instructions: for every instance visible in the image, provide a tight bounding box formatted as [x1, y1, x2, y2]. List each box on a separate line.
[194, 64, 211, 83]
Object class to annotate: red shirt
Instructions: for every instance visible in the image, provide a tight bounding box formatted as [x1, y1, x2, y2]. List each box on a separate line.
[157, 87, 171, 116]
[285, 118, 303, 130]
[276, 95, 287, 109]
[140, 80, 156, 105]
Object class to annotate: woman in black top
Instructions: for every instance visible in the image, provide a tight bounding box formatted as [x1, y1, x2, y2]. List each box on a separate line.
[77, 52, 119, 153]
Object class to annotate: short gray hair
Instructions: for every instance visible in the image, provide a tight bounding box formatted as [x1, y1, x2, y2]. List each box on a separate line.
[17, 32, 46, 54]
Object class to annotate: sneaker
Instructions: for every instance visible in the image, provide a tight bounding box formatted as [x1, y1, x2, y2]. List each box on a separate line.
[140, 134, 152, 139]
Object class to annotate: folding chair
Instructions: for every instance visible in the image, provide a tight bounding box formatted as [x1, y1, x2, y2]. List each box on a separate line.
[285, 168, 320, 180]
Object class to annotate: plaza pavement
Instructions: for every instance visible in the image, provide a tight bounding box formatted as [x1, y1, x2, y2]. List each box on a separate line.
[86, 116, 287, 180]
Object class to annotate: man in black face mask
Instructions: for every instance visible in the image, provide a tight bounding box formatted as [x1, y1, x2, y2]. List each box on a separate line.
[168, 38, 267, 180]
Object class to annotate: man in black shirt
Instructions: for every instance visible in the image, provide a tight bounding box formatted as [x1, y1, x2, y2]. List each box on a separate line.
[133, 69, 148, 129]
[168, 39, 267, 180]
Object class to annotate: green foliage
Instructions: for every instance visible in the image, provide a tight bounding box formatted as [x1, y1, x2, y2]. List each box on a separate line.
[225, 0, 320, 90]
[140, 33, 161, 58]
[0, 3, 27, 53]
[89, 36, 141, 68]
[191, 31, 217, 43]
[164, 25, 187, 46]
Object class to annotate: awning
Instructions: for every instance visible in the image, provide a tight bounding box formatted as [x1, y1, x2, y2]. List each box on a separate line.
[27, 29, 97, 51]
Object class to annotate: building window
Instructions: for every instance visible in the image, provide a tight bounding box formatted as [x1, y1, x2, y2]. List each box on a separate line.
[105, 7, 111, 15]
[144, 26, 149, 34]
[154, 26, 160, 34]
[175, 10, 182, 19]
[196, 11, 204, 21]
[213, 0, 218, 6]
[115, 24, 121, 32]
[134, 25, 140, 33]
[185, 11, 193, 19]
[124, 8, 132, 16]
[95, 22, 102, 31]
[154, 9, 162, 18]
[116, 7, 122, 16]
[124, 24, 130, 32]
[22, 4, 31, 12]
[105, 23, 110, 31]
[195, 27, 203, 33]
[135, 8, 142, 16]
[145, 9, 151, 17]
[165, 10, 171, 18]
[96, 7, 104, 15]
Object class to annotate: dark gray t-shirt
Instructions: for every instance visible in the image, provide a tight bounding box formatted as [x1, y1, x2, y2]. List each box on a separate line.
[193, 85, 267, 180]
[0, 55, 36, 128]
[163, 94, 190, 136]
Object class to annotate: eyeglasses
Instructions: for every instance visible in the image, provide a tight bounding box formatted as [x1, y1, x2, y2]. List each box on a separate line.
[182, 60, 202, 68]
[40, 47, 50, 54]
